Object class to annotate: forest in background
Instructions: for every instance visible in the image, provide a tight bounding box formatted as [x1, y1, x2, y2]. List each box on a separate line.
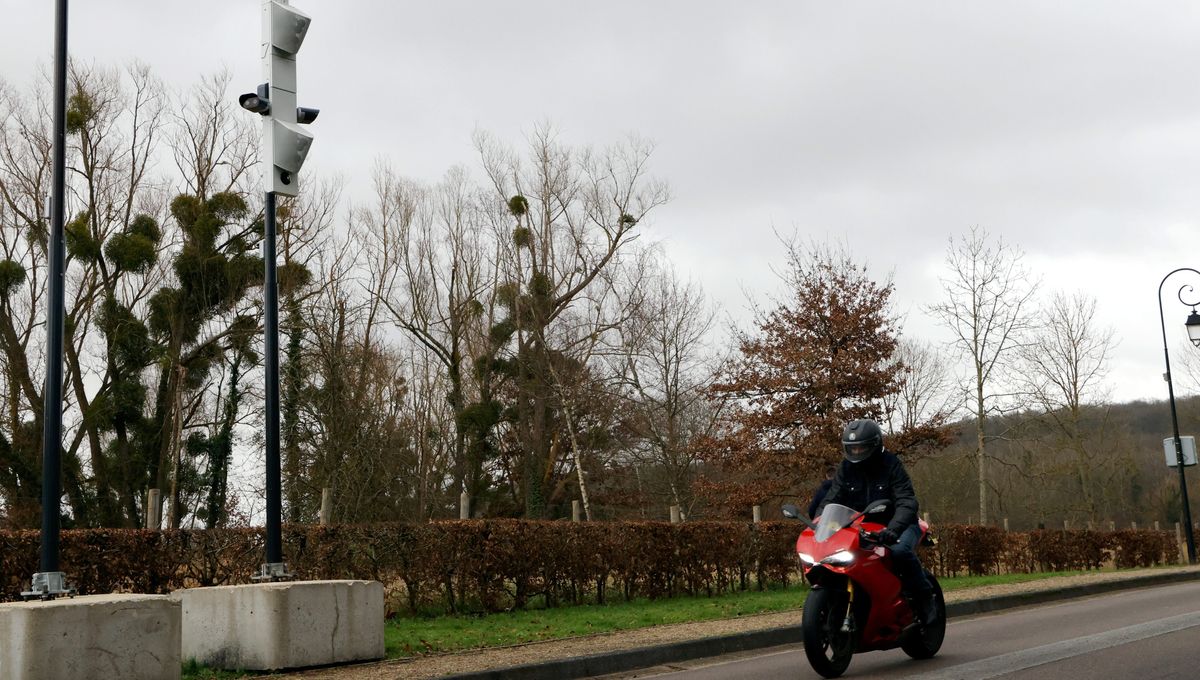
[3, 63, 1199, 532]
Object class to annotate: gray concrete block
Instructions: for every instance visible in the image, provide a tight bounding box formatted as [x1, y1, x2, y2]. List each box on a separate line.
[0, 593, 181, 680]
[177, 580, 385, 670]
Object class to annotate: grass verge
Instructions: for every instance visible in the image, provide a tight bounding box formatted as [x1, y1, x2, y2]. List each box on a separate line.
[383, 568, 1109, 659]
[386, 585, 802, 658]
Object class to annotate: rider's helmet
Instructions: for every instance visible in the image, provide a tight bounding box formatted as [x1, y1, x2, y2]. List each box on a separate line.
[842, 418, 883, 464]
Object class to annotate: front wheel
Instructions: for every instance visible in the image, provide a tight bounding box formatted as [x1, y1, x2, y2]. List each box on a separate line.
[802, 585, 855, 678]
[901, 571, 946, 659]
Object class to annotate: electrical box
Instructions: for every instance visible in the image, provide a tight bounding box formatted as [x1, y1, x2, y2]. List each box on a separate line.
[1164, 436, 1198, 467]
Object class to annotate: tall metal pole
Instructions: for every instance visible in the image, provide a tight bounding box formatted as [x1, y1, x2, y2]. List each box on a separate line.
[1158, 267, 1198, 564]
[24, 0, 71, 600]
[245, 0, 313, 581]
[263, 190, 284, 569]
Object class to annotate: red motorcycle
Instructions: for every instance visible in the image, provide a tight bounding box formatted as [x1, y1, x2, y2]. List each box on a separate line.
[782, 501, 945, 678]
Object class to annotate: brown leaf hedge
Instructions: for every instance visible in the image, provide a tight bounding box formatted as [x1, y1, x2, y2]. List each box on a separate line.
[0, 521, 1182, 615]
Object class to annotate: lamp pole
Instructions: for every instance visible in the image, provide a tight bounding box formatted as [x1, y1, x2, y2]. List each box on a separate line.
[241, 0, 317, 581]
[1157, 267, 1200, 564]
[22, 0, 73, 601]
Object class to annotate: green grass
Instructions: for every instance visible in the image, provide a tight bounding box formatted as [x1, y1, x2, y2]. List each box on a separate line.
[383, 567, 1141, 658]
[939, 569, 1093, 591]
[385, 585, 804, 658]
[181, 659, 252, 680]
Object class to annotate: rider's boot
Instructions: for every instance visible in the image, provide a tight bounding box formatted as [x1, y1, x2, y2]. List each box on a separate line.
[916, 588, 939, 626]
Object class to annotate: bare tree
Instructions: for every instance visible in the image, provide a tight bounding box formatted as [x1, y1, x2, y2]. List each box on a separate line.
[1018, 290, 1117, 520]
[293, 233, 455, 523]
[614, 259, 722, 517]
[882, 340, 956, 432]
[171, 70, 257, 200]
[880, 339, 958, 459]
[476, 125, 670, 517]
[927, 226, 1039, 525]
[0, 62, 173, 525]
[362, 163, 496, 508]
[540, 249, 655, 520]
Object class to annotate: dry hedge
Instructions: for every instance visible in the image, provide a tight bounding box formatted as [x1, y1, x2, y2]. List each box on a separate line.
[0, 521, 1182, 615]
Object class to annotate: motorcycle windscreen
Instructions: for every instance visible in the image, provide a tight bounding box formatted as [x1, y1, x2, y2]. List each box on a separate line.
[814, 503, 858, 542]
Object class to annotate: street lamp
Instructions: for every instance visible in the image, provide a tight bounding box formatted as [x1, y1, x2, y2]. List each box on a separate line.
[1187, 309, 1200, 348]
[1158, 267, 1200, 564]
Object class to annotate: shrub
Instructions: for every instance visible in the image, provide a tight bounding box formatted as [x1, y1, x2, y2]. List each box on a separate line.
[0, 521, 1180, 614]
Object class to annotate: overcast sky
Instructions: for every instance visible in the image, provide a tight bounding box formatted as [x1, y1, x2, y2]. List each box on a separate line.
[4, 0, 1200, 406]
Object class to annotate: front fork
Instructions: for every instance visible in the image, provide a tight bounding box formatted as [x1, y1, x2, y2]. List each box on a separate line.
[840, 578, 856, 634]
[807, 566, 857, 637]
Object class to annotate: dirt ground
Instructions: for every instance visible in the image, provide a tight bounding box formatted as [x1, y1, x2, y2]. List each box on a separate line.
[268, 565, 1200, 680]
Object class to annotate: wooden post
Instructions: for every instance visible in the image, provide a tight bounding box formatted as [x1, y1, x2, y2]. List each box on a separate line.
[459, 491, 470, 520]
[1087, 521, 1094, 531]
[922, 512, 930, 524]
[572, 500, 582, 522]
[146, 488, 161, 530]
[670, 505, 681, 524]
[1131, 521, 1138, 531]
[1155, 521, 1161, 531]
[1063, 519, 1070, 531]
[1003, 518, 1009, 532]
[752, 505, 762, 523]
[319, 488, 331, 525]
[1109, 521, 1116, 531]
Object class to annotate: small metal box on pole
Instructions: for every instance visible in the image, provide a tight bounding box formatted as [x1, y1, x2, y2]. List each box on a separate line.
[1163, 436, 1198, 467]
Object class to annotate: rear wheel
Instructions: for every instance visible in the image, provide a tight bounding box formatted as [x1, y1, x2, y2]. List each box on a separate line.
[802, 585, 856, 678]
[901, 571, 946, 659]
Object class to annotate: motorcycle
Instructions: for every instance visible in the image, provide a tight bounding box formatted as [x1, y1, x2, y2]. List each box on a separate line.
[781, 501, 946, 678]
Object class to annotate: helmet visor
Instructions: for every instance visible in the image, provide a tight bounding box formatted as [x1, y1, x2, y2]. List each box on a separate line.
[843, 441, 874, 463]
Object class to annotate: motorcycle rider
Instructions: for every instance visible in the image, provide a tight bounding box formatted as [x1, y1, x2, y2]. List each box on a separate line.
[806, 465, 836, 519]
[816, 418, 939, 625]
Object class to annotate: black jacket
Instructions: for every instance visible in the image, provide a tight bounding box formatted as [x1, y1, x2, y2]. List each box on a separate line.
[815, 449, 919, 535]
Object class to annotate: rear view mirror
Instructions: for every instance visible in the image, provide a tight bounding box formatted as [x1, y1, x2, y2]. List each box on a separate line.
[781, 504, 800, 519]
[866, 501, 890, 514]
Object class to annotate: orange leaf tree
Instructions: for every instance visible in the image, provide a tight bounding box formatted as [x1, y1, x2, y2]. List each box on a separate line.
[698, 242, 911, 511]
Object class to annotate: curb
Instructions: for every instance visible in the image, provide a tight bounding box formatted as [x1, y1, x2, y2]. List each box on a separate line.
[441, 569, 1200, 680]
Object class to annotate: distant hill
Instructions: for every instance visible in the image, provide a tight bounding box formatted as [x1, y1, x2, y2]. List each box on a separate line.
[907, 395, 1200, 530]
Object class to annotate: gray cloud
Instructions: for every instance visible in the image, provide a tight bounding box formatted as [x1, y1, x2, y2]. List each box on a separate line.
[3, 0, 1199, 402]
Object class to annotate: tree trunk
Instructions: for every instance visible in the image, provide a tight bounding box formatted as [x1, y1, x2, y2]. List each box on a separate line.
[167, 365, 187, 528]
[562, 397, 593, 521]
[976, 378, 987, 526]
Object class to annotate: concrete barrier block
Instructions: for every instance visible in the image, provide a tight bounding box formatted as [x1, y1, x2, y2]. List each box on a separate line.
[0, 593, 181, 680]
[178, 579, 384, 670]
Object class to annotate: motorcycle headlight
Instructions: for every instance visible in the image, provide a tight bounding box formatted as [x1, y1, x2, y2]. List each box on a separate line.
[822, 550, 856, 566]
[798, 552, 816, 565]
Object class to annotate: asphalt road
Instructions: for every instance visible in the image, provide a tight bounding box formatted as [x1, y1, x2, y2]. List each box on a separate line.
[602, 580, 1200, 680]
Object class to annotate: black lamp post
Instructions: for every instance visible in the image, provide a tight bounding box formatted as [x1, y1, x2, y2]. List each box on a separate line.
[21, 0, 73, 601]
[1158, 267, 1200, 564]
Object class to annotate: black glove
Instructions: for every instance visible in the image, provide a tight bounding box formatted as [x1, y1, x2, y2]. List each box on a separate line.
[878, 528, 900, 545]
